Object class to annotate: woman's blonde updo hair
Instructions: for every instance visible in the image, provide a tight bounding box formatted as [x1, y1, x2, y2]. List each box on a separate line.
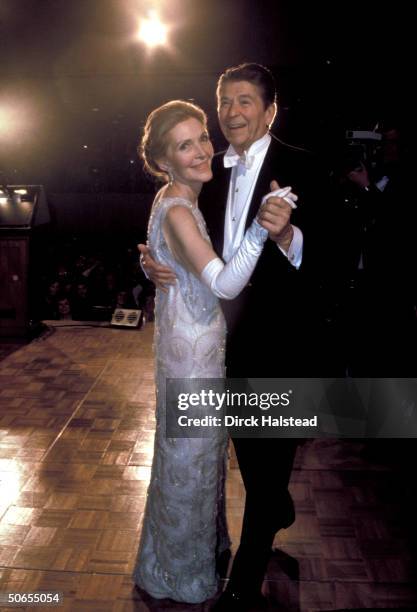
[139, 100, 208, 182]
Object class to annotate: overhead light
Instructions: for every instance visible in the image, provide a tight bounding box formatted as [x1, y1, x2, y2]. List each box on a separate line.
[137, 10, 168, 48]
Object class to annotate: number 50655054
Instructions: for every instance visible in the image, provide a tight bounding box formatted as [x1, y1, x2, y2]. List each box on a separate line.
[0, 592, 63, 606]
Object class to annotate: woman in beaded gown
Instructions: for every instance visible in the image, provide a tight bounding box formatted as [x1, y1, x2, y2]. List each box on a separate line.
[133, 100, 271, 604]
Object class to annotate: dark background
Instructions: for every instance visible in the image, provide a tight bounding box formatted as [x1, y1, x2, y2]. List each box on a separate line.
[0, 0, 412, 216]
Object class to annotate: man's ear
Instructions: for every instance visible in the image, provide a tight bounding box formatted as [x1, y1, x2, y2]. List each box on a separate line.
[266, 102, 278, 129]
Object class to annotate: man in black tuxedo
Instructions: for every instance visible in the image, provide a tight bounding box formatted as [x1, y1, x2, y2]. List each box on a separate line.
[207, 63, 335, 611]
[140, 63, 334, 611]
[202, 64, 334, 381]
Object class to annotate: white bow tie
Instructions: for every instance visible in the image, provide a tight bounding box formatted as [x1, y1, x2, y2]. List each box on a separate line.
[223, 151, 255, 170]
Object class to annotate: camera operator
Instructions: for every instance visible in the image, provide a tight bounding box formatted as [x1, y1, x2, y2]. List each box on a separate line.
[334, 135, 415, 377]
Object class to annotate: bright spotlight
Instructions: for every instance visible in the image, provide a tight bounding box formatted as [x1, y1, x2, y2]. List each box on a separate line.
[137, 10, 168, 48]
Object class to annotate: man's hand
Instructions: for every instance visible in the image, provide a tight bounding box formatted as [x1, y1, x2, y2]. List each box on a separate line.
[347, 162, 371, 190]
[258, 180, 294, 253]
[138, 244, 176, 293]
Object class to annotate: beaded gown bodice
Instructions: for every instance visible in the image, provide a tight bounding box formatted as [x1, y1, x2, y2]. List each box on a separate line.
[149, 197, 226, 379]
[133, 197, 229, 603]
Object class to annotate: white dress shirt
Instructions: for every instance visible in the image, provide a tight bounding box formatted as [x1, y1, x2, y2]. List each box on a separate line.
[222, 133, 303, 266]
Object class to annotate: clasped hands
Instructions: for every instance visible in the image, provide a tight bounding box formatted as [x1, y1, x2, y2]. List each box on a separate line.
[139, 179, 298, 291]
[257, 179, 298, 252]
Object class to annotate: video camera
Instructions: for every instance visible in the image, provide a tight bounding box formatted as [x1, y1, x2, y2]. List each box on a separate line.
[344, 129, 382, 171]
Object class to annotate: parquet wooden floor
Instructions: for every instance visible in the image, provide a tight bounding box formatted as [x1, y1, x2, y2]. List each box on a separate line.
[0, 324, 416, 611]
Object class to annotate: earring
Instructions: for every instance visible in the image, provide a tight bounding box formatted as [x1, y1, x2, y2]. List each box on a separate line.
[167, 168, 174, 184]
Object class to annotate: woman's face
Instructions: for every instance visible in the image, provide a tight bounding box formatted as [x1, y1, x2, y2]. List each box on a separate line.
[161, 117, 213, 187]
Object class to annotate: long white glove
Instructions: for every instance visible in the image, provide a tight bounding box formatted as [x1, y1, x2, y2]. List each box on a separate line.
[200, 219, 268, 300]
[200, 186, 297, 299]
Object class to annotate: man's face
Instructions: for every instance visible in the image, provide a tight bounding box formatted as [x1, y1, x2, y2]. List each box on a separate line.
[217, 80, 276, 155]
[58, 299, 70, 315]
[382, 128, 400, 166]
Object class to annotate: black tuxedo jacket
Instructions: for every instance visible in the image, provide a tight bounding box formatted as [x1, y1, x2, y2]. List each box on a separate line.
[199, 134, 335, 377]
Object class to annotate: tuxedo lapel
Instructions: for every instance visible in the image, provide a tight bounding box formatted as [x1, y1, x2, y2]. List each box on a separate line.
[244, 139, 278, 231]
